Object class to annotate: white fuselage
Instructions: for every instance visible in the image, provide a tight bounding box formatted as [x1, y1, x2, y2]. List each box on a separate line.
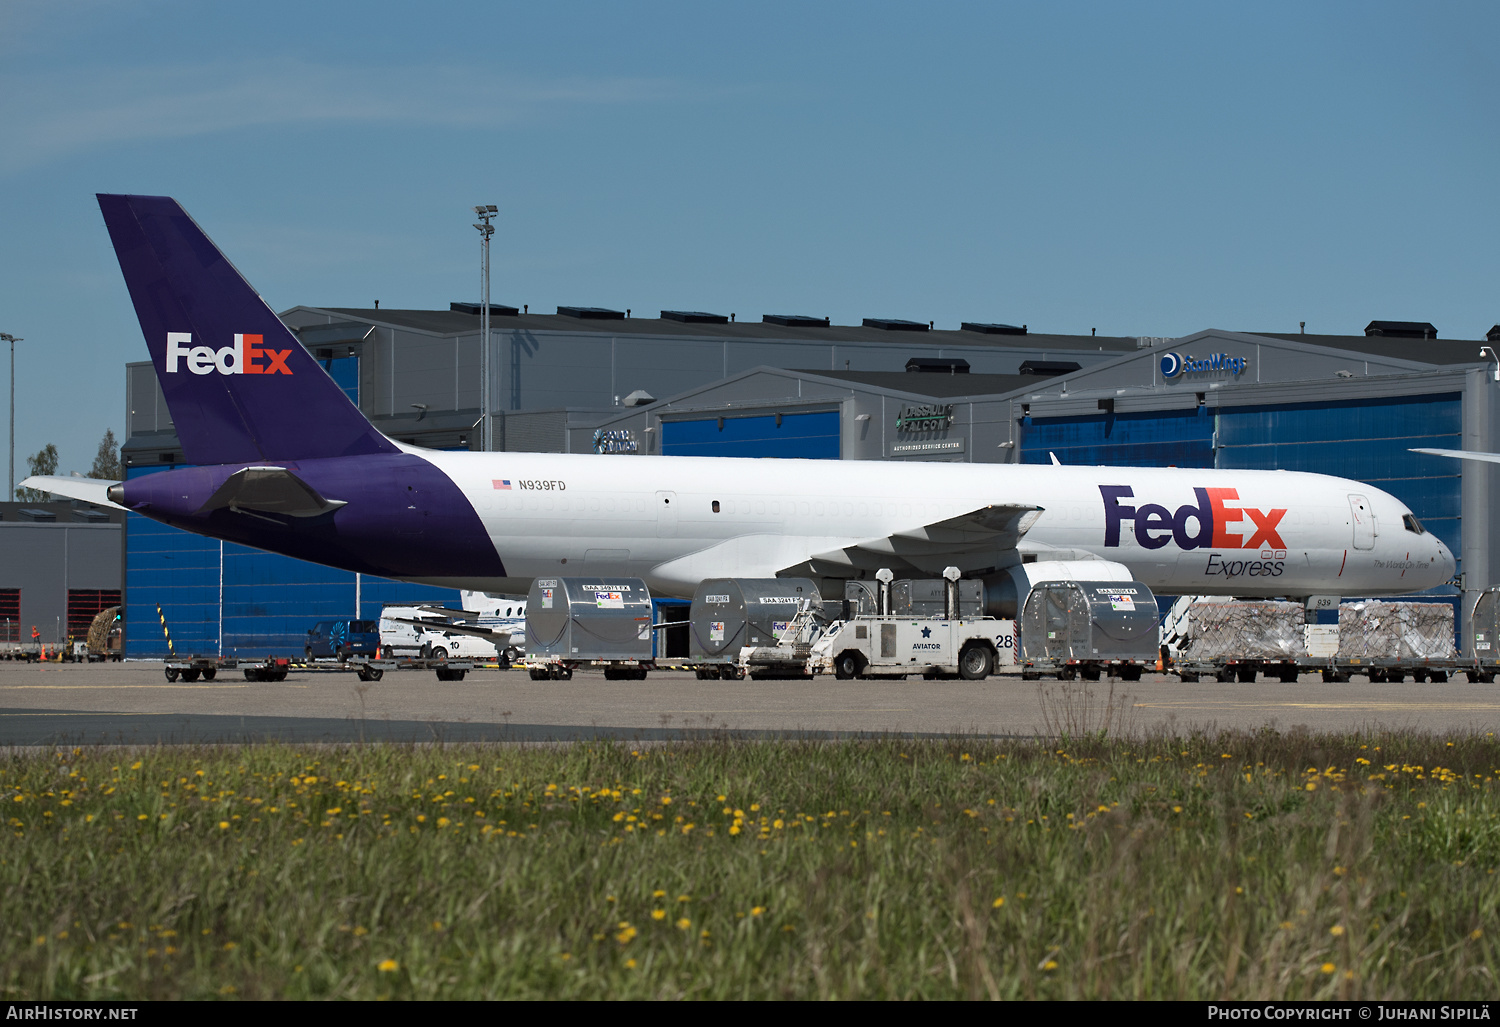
[401, 448, 1455, 599]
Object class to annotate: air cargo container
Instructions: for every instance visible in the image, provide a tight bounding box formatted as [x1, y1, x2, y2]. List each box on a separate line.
[689, 577, 820, 678]
[1017, 580, 1159, 681]
[524, 576, 655, 680]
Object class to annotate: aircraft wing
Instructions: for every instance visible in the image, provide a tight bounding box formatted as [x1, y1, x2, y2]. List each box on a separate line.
[411, 605, 478, 621]
[1411, 447, 1500, 465]
[195, 466, 348, 518]
[387, 616, 511, 647]
[18, 475, 127, 511]
[791, 503, 1044, 575]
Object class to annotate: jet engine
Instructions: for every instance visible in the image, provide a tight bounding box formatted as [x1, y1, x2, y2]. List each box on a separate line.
[980, 560, 1134, 618]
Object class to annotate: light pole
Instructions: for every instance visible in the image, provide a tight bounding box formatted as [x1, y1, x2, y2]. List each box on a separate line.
[472, 205, 498, 451]
[1, 333, 20, 497]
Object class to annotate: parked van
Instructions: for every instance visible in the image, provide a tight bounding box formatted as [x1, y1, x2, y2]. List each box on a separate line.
[306, 619, 380, 660]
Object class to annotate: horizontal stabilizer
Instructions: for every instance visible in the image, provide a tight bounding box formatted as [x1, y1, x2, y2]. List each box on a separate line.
[798, 503, 1044, 574]
[17, 475, 127, 512]
[196, 466, 347, 518]
[1410, 447, 1500, 465]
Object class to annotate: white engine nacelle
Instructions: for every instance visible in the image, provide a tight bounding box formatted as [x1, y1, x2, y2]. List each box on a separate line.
[981, 559, 1134, 618]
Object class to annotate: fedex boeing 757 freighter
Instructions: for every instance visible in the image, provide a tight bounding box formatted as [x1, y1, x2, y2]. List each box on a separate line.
[25, 194, 1454, 613]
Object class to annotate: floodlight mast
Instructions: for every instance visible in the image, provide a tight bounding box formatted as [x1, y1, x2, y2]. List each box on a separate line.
[473, 205, 498, 451]
[0, 333, 20, 497]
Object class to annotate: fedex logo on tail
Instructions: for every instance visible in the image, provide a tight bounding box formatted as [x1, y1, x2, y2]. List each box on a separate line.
[1100, 485, 1287, 552]
[165, 333, 293, 375]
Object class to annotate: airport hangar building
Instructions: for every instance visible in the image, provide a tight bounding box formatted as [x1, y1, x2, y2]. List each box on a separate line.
[118, 307, 1499, 658]
[0, 501, 122, 648]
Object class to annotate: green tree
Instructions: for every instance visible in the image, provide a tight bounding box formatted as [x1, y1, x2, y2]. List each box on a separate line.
[89, 428, 121, 481]
[15, 443, 58, 501]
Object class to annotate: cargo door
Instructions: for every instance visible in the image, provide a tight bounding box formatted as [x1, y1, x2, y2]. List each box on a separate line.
[1068, 586, 1093, 660]
[1348, 494, 1375, 550]
[1019, 592, 1046, 662]
[1044, 588, 1071, 662]
[1474, 590, 1499, 658]
[656, 491, 678, 538]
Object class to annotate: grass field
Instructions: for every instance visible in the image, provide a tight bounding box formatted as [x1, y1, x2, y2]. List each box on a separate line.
[2, 728, 1498, 1000]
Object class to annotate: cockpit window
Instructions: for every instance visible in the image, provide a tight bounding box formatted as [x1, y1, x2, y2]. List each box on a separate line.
[1402, 513, 1426, 535]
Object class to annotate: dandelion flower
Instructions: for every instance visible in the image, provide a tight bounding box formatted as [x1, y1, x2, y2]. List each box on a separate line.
[1042, 960, 1058, 972]
[676, 918, 691, 931]
[992, 897, 1005, 908]
[651, 910, 666, 921]
[377, 959, 399, 973]
[218, 821, 229, 830]
[1320, 962, 1335, 974]
[1330, 925, 1345, 937]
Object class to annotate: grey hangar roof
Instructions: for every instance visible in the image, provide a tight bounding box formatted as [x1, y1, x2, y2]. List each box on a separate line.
[302, 307, 1143, 352]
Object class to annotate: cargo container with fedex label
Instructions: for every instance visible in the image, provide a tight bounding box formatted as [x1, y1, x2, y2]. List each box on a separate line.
[524, 576, 656, 679]
[1017, 580, 1161, 681]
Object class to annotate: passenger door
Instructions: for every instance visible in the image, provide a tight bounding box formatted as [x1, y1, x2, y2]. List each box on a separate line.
[1348, 494, 1376, 550]
[656, 491, 678, 538]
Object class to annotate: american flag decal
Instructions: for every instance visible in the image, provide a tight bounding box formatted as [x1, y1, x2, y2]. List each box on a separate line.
[493, 479, 512, 490]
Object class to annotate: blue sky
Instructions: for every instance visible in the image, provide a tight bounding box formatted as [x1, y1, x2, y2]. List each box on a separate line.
[2, 0, 1497, 477]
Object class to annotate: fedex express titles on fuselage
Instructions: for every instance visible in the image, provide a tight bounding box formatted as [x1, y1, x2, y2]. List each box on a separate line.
[32, 193, 1454, 606]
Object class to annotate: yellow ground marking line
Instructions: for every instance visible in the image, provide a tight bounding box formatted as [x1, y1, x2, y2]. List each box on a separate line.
[0, 685, 308, 690]
[0, 712, 151, 717]
[1135, 700, 1500, 711]
[658, 709, 915, 714]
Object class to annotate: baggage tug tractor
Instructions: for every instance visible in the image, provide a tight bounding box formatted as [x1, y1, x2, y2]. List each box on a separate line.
[811, 568, 1016, 680]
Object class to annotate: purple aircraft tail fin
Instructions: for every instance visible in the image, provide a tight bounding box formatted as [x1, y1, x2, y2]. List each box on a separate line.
[97, 194, 398, 466]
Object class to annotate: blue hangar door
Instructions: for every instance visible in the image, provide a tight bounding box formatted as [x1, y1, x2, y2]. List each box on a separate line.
[662, 410, 841, 459]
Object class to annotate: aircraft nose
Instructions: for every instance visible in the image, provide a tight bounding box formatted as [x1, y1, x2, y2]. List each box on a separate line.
[1438, 539, 1456, 582]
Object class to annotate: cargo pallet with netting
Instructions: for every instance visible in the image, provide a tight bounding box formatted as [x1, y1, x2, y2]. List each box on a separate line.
[1165, 597, 1475, 683]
